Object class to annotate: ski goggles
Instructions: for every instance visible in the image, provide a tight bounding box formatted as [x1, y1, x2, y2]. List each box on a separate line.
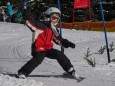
[51, 16, 60, 20]
[50, 14, 60, 20]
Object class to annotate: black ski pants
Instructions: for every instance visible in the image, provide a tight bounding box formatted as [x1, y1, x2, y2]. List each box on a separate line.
[18, 48, 73, 76]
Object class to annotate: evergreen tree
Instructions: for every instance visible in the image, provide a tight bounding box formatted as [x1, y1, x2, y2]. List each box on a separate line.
[0, 0, 115, 22]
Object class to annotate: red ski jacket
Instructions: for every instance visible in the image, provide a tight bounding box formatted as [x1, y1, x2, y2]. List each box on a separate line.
[26, 20, 60, 52]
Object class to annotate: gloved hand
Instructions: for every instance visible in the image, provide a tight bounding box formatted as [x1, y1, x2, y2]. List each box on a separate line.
[61, 39, 76, 48]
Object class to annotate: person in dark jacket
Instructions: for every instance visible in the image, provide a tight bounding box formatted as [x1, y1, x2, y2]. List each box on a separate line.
[17, 7, 84, 81]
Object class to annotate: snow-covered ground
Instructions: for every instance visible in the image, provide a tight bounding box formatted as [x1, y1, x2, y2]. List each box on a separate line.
[0, 22, 115, 86]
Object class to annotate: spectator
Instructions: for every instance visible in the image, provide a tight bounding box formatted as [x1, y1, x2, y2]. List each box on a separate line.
[7, 2, 13, 22]
[0, 7, 7, 22]
[1, 7, 7, 22]
[15, 9, 23, 23]
[0, 7, 2, 21]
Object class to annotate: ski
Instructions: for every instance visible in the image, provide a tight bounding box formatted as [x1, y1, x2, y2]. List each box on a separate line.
[63, 72, 86, 82]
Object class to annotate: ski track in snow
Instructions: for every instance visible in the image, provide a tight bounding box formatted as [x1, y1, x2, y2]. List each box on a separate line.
[0, 73, 45, 86]
[0, 22, 46, 86]
[0, 22, 115, 86]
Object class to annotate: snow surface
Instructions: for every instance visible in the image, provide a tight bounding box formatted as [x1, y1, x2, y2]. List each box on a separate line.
[0, 22, 115, 86]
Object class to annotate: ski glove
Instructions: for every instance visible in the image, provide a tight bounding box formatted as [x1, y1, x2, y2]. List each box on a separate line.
[61, 39, 76, 48]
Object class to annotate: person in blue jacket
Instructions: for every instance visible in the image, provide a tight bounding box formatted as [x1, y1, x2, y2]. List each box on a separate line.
[7, 2, 13, 22]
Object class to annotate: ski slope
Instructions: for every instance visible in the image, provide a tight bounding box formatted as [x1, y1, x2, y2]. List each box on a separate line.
[0, 22, 115, 86]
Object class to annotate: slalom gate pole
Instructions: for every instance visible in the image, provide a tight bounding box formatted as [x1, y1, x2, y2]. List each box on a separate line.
[58, 0, 64, 53]
[72, 10, 75, 29]
[100, 0, 110, 63]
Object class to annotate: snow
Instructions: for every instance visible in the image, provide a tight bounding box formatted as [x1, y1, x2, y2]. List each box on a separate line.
[0, 22, 115, 86]
[0, 73, 45, 86]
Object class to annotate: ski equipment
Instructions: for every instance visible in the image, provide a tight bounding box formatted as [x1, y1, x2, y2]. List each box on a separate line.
[63, 72, 85, 82]
[44, 7, 61, 16]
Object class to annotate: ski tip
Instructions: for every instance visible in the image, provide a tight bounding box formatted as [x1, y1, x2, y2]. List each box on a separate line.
[77, 76, 86, 82]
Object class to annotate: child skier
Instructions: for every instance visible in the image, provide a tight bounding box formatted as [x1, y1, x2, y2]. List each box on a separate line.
[17, 7, 84, 82]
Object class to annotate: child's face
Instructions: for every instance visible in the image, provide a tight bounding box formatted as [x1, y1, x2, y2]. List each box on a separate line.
[50, 13, 60, 25]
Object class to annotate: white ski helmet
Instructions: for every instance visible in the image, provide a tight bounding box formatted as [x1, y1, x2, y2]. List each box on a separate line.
[44, 7, 61, 16]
